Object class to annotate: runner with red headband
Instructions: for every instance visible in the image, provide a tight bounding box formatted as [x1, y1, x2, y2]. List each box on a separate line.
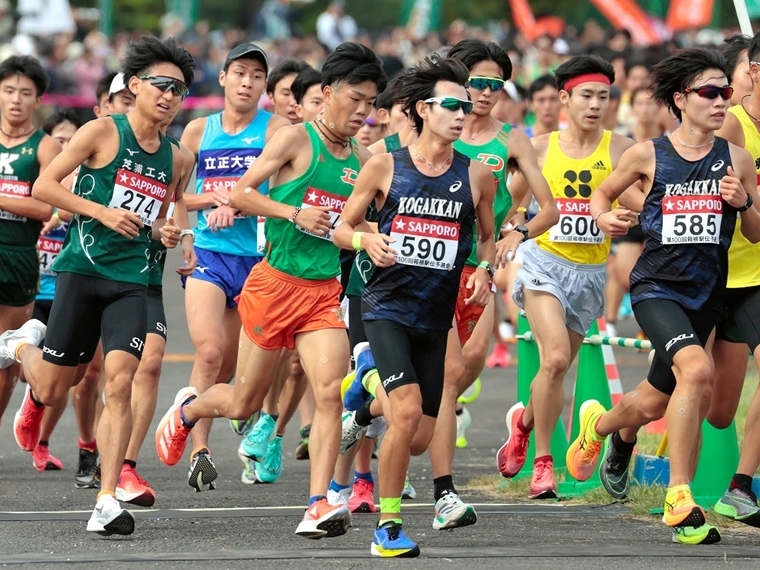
[495, 55, 640, 499]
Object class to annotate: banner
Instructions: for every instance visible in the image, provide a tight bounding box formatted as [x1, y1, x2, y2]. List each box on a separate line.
[401, 0, 443, 38]
[589, 0, 661, 45]
[666, 0, 715, 31]
[509, 0, 538, 41]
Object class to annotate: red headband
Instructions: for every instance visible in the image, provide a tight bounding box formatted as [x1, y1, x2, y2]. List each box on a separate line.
[562, 73, 611, 92]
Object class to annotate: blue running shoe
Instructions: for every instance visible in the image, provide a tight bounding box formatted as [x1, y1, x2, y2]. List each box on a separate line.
[371, 521, 420, 558]
[344, 342, 375, 411]
[239, 413, 276, 462]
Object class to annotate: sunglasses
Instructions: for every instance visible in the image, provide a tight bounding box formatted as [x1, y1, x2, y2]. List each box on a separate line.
[683, 85, 733, 101]
[423, 97, 473, 114]
[468, 76, 506, 92]
[138, 75, 189, 100]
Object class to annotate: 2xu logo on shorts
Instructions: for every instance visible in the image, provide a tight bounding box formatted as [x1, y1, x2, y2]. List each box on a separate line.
[665, 333, 694, 352]
[563, 170, 593, 198]
[43, 346, 65, 358]
[382, 372, 404, 387]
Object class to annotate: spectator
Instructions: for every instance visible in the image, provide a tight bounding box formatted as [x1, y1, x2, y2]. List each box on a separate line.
[316, 0, 357, 52]
[256, 0, 295, 40]
[0, 0, 15, 45]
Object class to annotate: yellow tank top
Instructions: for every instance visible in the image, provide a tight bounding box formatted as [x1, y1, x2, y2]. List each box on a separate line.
[726, 105, 760, 289]
[536, 130, 614, 265]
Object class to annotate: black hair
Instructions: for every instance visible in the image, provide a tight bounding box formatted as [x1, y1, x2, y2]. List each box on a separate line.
[399, 54, 470, 134]
[609, 85, 621, 101]
[720, 35, 751, 78]
[447, 39, 513, 81]
[291, 67, 322, 104]
[746, 33, 760, 68]
[122, 35, 195, 89]
[321, 42, 387, 93]
[650, 48, 729, 121]
[528, 74, 558, 100]
[266, 59, 310, 96]
[630, 86, 651, 106]
[624, 58, 650, 76]
[0, 55, 49, 97]
[96, 72, 117, 103]
[375, 71, 409, 111]
[554, 55, 615, 92]
[42, 109, 83, 135]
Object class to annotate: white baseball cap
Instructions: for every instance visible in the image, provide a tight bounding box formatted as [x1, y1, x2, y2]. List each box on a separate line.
[109, 72, 127, 96]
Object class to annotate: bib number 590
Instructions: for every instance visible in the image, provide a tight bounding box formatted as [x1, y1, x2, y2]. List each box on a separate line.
[400, 235, 446, 261]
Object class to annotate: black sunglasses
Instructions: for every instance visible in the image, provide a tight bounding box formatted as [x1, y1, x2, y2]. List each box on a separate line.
[683, 85, 733, 101]
[138, 75, 189, 100]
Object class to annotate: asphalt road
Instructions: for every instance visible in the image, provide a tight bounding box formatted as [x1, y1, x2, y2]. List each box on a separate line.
[1, 248, 759, 568]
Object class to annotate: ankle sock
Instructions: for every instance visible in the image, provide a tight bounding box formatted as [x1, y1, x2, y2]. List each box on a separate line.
[328, 480, 349, 493]
[730, 473, 753, 491]
[354, 470, 373, 484]
[308, 494, 326, 506]
[79, 438, 97, 452]
[433, 475, 456, 502]
[123, 459, 137, 469]
[362, 370, 380, 398]
[612, 431, 636, 455]
[355, 401, 375, 426]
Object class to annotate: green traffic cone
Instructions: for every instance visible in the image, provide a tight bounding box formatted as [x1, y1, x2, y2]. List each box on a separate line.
[691, 420, 739, 508]
[514, 313, 568, 479]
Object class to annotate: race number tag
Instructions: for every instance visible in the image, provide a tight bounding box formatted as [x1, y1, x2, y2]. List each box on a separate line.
[108, 168, 167, 225]
[257, 216, 266, 254]
[390, 215, 460, 271]
[661, 195, 722, 244]
[297, 187, 346, 241]
[549, 199, 603, 244]
[0, 179, 31, 222]
[38, 236, 63, 275]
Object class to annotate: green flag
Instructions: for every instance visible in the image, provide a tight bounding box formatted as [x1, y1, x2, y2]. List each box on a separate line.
[401, 0, 443, 36]
[748, 0, 760, 18]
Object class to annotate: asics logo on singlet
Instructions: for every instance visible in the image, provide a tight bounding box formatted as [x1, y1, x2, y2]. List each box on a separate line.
[0, 152, 19, 174]
[711, 160, 725, 172]
[449, 181, 462, 193]
[43, 346, 65, 358]
[382, 372, 404, 387]
[665, 333, 694, 352]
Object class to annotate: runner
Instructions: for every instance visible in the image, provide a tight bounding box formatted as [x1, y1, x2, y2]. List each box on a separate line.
[570, 47, 760, 545]
[267, 59, 310, 123]
[1, 35, 192, 536]
[0, 55, 60, 430]
[333, 54, 496, 557]
[292, 67, 325, 123]
[180, 42, 289, 491]
[155, 41, 387, 540]
[495, 55, 637, 499]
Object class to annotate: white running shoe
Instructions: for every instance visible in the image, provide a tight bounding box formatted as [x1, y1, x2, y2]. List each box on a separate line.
[339, 410, 367, 454]
[433, 492, 478, 530]
[455, 405, 472, 449]
[0, 319, 46, 368]
[86, 494, 135, 536]
[327, 486, 350, 506]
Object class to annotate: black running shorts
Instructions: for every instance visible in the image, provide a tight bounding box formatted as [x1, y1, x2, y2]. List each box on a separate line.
[146, 285, 167, 340]
[716, 284, 760, 351]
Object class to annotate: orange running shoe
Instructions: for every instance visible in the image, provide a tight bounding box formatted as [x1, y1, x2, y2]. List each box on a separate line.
[116, 464, 156, 507]
[155, 386, 198, 466]
[663, 485, 706, 528]
[14, 384, 45, 452]
[566, 399, 606, 481]
[295, 498, 351, 539]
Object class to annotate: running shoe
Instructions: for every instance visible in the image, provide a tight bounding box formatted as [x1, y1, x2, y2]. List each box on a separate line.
[455, 405, 472, 449]
[343, 342, 375, 411]
[348, 478, 376, 513]
[714, 486, 760, 527]
[188, 447, 217, 491]
[371, 521, 420, 558]
[529, 457, 556, 499]
[327, 486, 350, 506]
[457, 377, 482, 404]
[241, 455, 257, 485]
[230, 412, 257, 436]
[340, 410, 367, 454]
[485, 341, 511, 369]
[366, 416, 387, 439]
[618, 293, 633, 320]
[254, 436, 283, 484]
[155, 386, 198, 466]
[672, 524, 721, 545]
[295, 499, 351, 539]
[663, 486, 706, 528]
[239, 413, 276, 462]
[0, 319, 46, 368]
[496, 402, 529, 478]
[433, 492, 477, 529]
[75, 448, 100, 489]
[32, 443, 63, 471]
[402, 474, 416, 500]
[600, 433, 632, 500]
[605, 322, 618, 338]
[14, 384, 44, 451]
[116, 464, 156, 507]
[295, 424, 310, 460]
[566, 399, 606, 481]
[86, 494, 134, 536]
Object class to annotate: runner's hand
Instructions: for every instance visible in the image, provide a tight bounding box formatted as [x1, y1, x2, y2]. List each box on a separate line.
[501, 211, 526, 237]
[363, 233, 397, 268]
[98, 207, 143, 238]
[160, 217, 181, 248]
[495, 230, 524, 267]
[720, 166, 748, 208]
[213, 186, 230, 207]
[40, 215, 61, 236]
[465, 267, 491, 306]
[176, 238, 197, 276]
[207, 205, 235, 231]
[294, 207, 332, 235]
[596, 207, 636, 238]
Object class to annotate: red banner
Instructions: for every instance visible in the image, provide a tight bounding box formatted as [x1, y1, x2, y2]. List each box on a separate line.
[589, 0, 660, 45]
[666, 0, 714, 31]
[509, 0, 538, 41]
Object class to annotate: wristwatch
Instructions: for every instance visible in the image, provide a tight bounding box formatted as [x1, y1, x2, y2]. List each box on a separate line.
[738, 194, 754, 212]
[514, 224, 530, 242]
[179, 229, 194, 242]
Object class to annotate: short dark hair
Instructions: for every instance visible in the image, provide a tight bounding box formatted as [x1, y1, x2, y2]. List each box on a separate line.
[400, 54, 470, 134]
[721, 35, 751, 78]
[624, 58, 650, 76]
[554, 55, 615, 92]
[375, 71, 409, 111]
[746, 33, 760, 68]
[42, 109, 83, 135]
[528, 74, 558, 100]
[122, 35, 195, 89]
[0, 55, 49, 97]
[630, 86, 651, 106]
[447, 39, 513, 81]
[291, 67, 322, 104]
[267, 59, 310, 96]
[321, 42, 387, 93]
[96, 72, 117, 103]
[650, 48, 729, 121]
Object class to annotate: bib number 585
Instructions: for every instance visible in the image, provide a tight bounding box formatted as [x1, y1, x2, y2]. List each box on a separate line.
[671, 214, 717, 237]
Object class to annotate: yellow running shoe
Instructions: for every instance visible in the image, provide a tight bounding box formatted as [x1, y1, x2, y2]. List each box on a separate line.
[457, 378, 482, 405]
[565, 399, 606, 481]
[672, 523, 721, 545]
[663, 485, 706, 527]
[340, 372, 356, 403]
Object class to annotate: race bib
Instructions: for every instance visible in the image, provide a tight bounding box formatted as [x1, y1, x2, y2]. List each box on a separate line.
[38, 236, 63, 275]
[661, 195, 722, 244]
[298, 187, 346, 241]
[0, 179, 31, 222]
[108, 168, 167, 225]
[549, 199, 603, 244]
[201, 177, 249, 220]
[390, 215, 460, 271]
[257, 216, 266, 254]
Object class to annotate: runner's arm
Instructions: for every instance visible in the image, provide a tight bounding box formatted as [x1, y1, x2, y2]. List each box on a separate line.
[472, 161, 496, 265]
[0, 135, 60, 221]
[179, 118, 211, 212]
[729, 145, 760, 243]
[151, 144, 186, 243]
